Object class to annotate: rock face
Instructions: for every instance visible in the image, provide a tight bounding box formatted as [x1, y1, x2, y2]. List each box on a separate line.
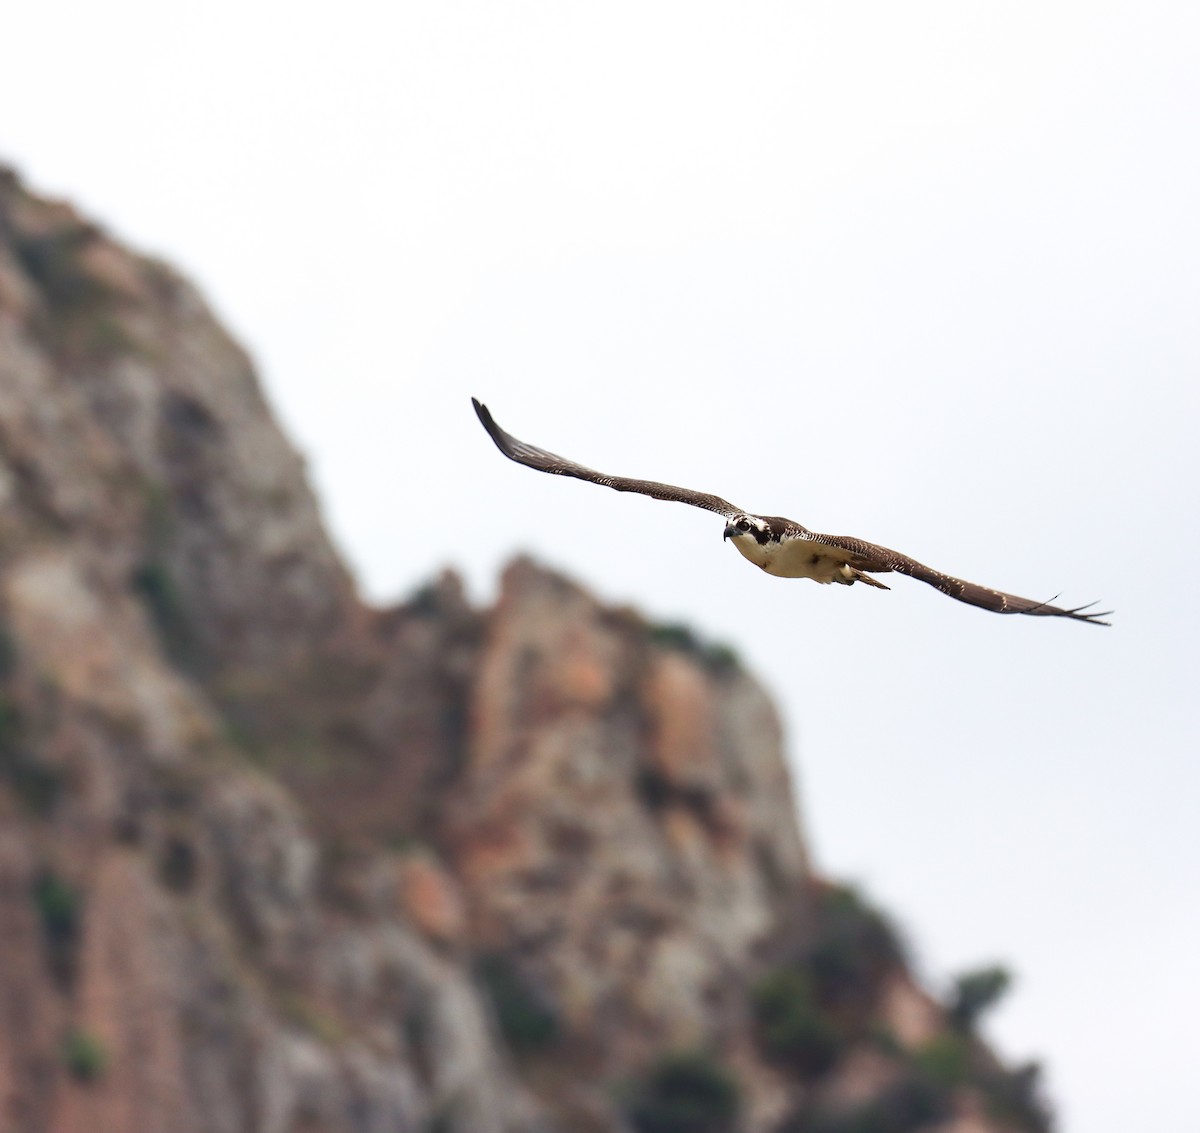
[0, 168, 1050, 1133]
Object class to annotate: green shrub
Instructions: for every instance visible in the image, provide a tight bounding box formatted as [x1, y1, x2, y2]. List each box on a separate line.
[808, 886, 904, 1013]
[861, 1072, 953, 1132]
[0, 691, 62, 816]
[157, 836, 197, 892]
[785, 1068, 952, 1133]
[648, 622, 702, 653]
[405, 582, 443, 617]
[139, 479, 175, 548]
[625, 1051, 740, 1133]
[700, 642, 741, 674]
[0, 694, 19, 754]
[14, 227, 135, 362]
[978, 1061, 1052, 1133]
[647, 621, 741, 675]
[635, 767, 673, 810]
[947, 965, 1012, 1031]
[15, 228, 107, 311]
[913, 1033, 972, 1087]
[866, 1026, 904, 1057]
[752, 968, 842, 1077]
[0, 623, 16, 680]
[475, 954, 558, 1053]
[402, 1001, 433, 1083]
[61, 1028, 108, 1082]
[33, 871, 83, 984]
[425, 1100, 458, 1133]
[2, 755, 62, 815]
[131, 559, 197, 668]
[34, 871, 81, 945]
[277, 990, 347, 1046]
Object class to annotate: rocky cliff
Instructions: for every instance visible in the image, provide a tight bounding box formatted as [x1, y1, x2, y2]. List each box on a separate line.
[0, 168, 1050, 1133]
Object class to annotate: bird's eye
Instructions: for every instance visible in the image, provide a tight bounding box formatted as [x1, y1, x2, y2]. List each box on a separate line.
[737, 519, 750, 531]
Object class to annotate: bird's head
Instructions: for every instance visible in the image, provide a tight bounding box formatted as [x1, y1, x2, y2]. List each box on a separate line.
[723, 514, 770, 544]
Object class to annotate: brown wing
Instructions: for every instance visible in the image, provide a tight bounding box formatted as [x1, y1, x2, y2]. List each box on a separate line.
[810, 532, 1112, 625]
[472, 398, 744, 519]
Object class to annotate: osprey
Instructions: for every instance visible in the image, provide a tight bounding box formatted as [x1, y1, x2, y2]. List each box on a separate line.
[472, 399, 1111, 626]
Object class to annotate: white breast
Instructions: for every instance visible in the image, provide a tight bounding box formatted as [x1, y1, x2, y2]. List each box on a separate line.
[728, 532, 852, 583]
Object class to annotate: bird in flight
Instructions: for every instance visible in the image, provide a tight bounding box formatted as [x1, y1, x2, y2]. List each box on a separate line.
[472, 399, 1110, 625]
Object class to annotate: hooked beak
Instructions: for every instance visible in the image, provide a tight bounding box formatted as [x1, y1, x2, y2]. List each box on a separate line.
[723, 524, 739, 541]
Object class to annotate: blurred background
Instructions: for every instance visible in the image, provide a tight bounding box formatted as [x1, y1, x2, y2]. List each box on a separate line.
[2, 3, 1198, 1130]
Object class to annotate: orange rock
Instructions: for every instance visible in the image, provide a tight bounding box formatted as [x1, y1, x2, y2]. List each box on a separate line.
[48, 851, 189, 1133]
[399, 854, 466, 944]
[661, 805, 707, 860]
[548, 651, 612, 711]
[455, 820, 537, 890]
[880, 971, 945, 1050]
[643, 654, 717, 786]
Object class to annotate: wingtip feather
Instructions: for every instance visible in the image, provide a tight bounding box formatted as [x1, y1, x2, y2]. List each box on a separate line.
[471, 397, 502, 441]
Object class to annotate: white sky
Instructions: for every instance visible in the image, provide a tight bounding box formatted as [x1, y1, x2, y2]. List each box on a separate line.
[4, 4, 1198, 1129]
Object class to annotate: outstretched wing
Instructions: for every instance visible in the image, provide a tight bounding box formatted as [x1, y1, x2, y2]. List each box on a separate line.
[472, 398, 744, 520]
[810, 532, 1112, 625]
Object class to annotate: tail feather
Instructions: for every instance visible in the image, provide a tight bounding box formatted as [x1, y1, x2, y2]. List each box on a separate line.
[854, 571, 890, 591]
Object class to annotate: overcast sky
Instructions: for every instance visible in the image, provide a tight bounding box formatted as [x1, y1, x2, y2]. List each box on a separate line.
[4, 4, 1198, 1129]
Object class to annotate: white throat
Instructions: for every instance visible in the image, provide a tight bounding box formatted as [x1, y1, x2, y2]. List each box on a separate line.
[728, 531, 773, 568]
